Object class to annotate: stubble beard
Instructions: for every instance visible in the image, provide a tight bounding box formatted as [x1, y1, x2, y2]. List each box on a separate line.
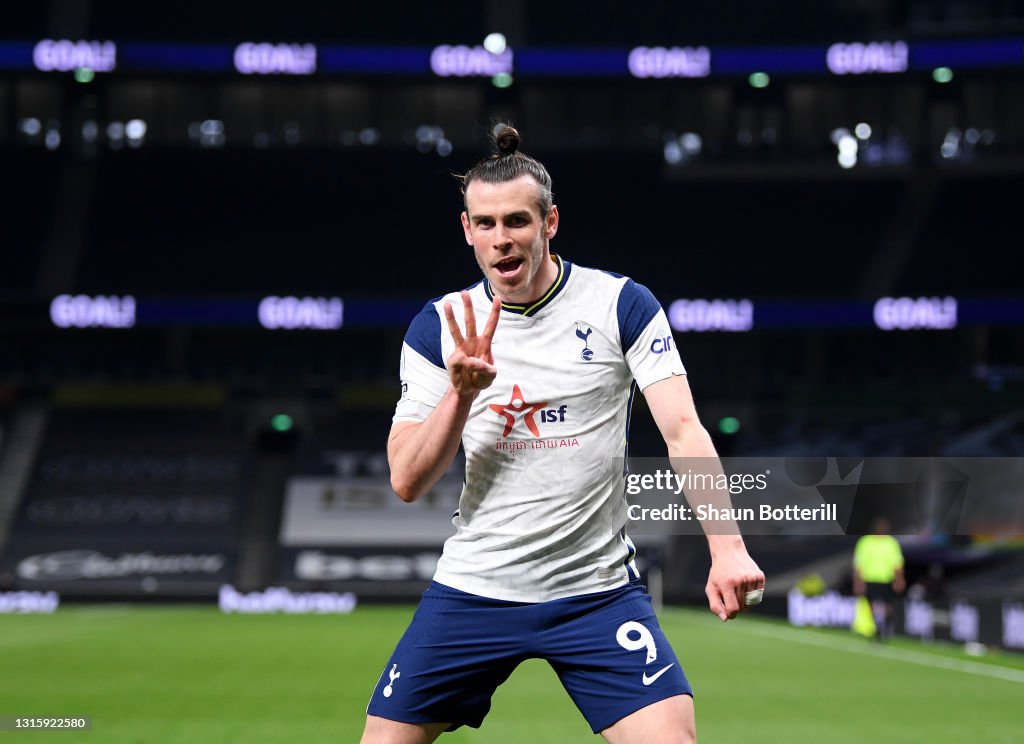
[478, 239, 546, 302]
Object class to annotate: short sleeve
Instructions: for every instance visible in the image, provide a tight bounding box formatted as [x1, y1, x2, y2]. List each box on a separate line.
[618, 279, 686, 390]
[889, 537, 904, 569]
[393, 302, 450, 423]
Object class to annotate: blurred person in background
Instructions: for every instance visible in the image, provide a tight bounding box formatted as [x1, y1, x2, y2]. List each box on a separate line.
[359, 125, 763, 744]
[853, 517, 906, 641]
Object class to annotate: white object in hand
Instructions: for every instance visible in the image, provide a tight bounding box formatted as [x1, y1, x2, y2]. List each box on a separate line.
[743, 588, 764, 606]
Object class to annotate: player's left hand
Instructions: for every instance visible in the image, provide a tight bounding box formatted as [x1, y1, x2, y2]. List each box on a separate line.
[706, 545, 765, 622]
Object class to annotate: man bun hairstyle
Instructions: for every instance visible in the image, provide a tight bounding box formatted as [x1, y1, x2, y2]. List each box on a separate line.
[460, 123, 554, 218]
[494, 125, 521, 156]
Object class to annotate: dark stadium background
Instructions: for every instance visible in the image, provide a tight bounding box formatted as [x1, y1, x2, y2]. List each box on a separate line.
[1, 0, 1023, 653]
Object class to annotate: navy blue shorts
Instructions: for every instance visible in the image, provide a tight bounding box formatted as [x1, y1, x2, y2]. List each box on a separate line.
[366, 580, 692, 734]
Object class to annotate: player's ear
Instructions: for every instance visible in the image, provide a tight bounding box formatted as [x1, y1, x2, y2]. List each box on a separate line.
[545, 205, 559, 240]
[461, 211, 473, 246]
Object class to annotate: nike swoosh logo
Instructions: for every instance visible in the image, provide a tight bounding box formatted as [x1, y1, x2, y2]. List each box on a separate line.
[642, 664, 675, 686]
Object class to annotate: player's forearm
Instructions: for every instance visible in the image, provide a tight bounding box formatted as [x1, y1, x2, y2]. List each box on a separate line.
[665, 421, 718, 461]
[388, 387, 474, 502]
[666, 423, 745, 543]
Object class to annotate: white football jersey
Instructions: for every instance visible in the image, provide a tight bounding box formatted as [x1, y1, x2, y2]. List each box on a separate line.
[394, 255, 686, 602]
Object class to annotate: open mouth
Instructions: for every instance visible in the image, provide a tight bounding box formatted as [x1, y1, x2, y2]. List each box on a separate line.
[493, 257, 525, 279]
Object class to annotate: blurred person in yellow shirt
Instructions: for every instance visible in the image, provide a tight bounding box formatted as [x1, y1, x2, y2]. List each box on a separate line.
[853, 517, 905, 641]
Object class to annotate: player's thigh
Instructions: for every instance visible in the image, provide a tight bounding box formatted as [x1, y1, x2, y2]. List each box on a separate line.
[600, 695, 695, 744]
[359, 714, 450, 744]
[543, 583, 693, 734]
[367, 582, 529, 730]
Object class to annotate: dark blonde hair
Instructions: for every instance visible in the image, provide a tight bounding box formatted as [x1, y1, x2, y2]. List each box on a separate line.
[459, 124, 553, 217]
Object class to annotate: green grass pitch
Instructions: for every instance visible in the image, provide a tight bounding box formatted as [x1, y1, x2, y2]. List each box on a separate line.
[2, 603, 1023, 742]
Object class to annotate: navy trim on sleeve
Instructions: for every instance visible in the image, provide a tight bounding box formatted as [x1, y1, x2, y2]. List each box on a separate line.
[617, 279, 662, 353]
[404, 301, 444, 368]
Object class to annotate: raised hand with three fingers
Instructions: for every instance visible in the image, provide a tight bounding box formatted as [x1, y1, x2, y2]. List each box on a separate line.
[443, 292, 502, 399]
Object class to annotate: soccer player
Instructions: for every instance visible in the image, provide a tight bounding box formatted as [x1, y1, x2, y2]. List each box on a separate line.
[360, 126, 764, 743]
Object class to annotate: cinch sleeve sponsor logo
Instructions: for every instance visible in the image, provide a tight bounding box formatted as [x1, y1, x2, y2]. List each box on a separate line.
[650, 334, 674, 354]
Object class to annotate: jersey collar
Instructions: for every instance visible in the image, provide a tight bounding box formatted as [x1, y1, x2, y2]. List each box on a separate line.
[484, 254, 572, 317]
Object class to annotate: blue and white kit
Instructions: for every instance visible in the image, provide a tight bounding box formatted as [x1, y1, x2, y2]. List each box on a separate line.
[369, 255, 693, 732]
